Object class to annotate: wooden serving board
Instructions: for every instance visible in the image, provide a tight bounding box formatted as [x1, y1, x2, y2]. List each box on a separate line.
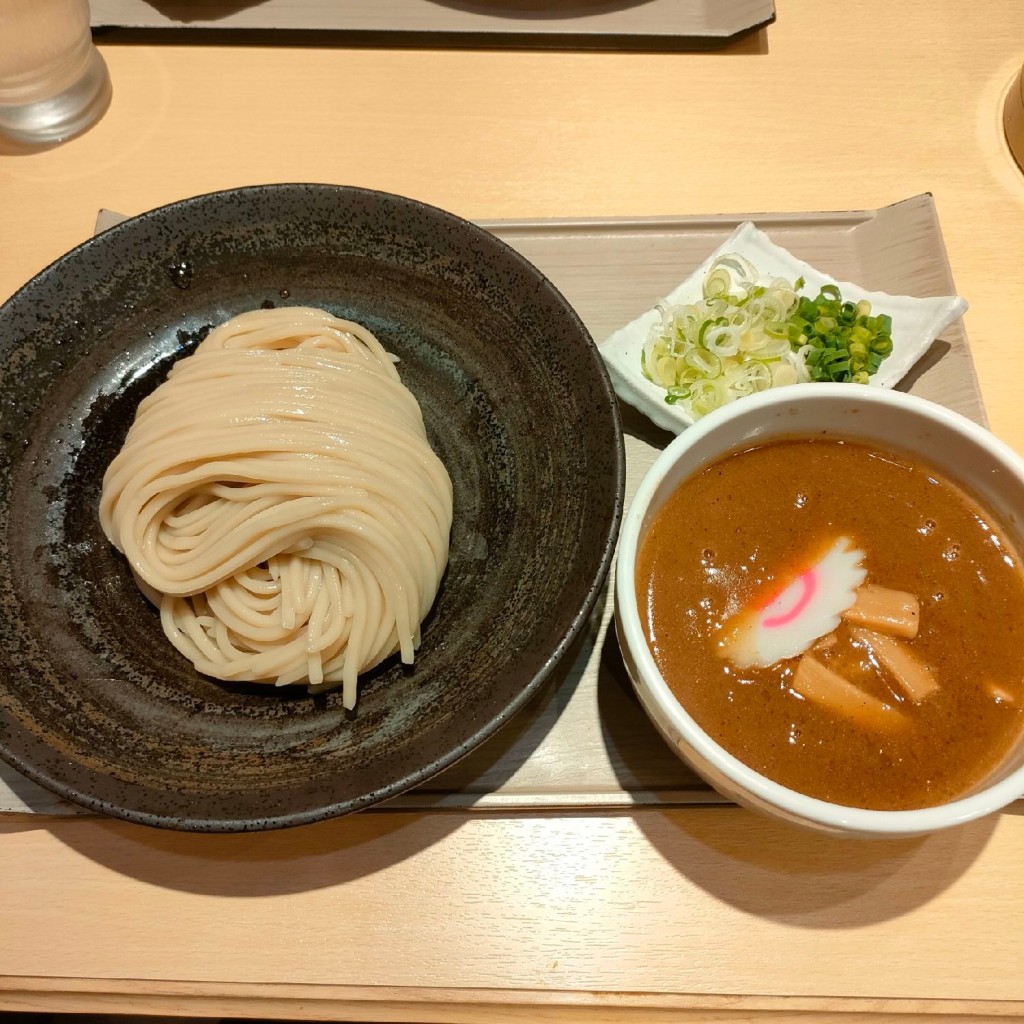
[0, 193, 979, 816]
[89, 0, 776, 48]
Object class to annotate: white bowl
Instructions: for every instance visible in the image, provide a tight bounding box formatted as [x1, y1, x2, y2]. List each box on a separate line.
[615, 384, 1024, 837]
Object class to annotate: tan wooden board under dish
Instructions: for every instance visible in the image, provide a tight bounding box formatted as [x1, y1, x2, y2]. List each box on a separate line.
[0, 193, 980, 816]
[90, 0, 775, 47]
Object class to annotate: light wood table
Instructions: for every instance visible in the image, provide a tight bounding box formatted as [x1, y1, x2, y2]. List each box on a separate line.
[3, 3, 1024, 1020]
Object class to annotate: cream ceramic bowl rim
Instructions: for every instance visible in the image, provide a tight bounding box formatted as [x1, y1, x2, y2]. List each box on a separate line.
[616, 383, 1024, 835]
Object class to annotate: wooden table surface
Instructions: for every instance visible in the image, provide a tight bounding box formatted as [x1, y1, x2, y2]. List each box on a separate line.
[4, 2, 1024, 1020]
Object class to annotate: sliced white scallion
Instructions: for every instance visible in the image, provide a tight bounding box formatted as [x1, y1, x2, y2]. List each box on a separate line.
[641, 255, 811, 420]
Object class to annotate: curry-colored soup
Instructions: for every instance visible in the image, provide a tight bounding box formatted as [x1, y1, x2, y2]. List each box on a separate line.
[637, 438, 1024, 810]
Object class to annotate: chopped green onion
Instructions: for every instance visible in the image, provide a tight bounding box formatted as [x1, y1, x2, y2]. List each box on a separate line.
[640, 253, 897, 418]
[784, 284, 895, 384]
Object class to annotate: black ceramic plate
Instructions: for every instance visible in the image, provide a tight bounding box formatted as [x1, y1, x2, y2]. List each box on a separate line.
[0, 184, 624, 831]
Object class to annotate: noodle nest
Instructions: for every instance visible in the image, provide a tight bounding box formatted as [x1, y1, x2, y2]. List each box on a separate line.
[99, 307, 453, 709]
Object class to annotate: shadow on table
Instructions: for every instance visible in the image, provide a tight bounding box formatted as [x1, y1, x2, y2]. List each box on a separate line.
[407, 598, 598, 803]
[593, 402, 717, 798]
[637, 805, 998, 929]
[42, 806, 471, 898]
[594, 413, 999, 927]
[36, 635, 590, 897]
[598, 612, 999, 928]
[34, 600, 597, 899]
[596, 602, 999, 928]
[596, 618, 718, 798]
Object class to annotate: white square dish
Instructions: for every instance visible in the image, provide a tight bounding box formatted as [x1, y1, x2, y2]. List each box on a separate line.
[600, 221, 969, 434]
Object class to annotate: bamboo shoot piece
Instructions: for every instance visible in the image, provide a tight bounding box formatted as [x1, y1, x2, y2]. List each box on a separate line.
[814, 631, 838, 652]
[792, 655, 903, 730]
[842, 584, 920, 638]
[850, 627, 939, 702]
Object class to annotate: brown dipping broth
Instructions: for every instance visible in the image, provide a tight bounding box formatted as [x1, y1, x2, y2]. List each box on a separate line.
[636, 438, 1024, 810]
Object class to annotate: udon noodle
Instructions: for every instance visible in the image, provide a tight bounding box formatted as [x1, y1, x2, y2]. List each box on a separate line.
[99, 306, 453, 708]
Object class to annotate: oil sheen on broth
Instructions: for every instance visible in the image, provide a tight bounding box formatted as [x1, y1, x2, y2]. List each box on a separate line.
[637, 438, 1024, 810]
